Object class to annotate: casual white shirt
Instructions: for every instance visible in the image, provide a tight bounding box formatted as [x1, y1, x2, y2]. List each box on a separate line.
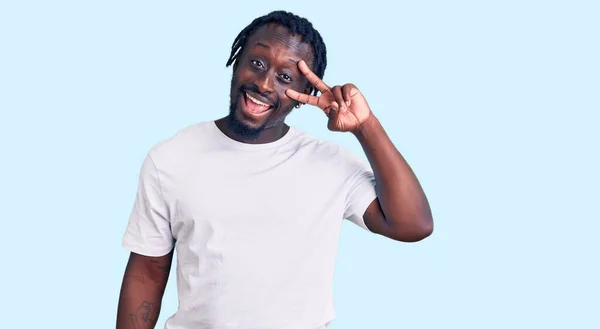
[122, 121, 377, 329]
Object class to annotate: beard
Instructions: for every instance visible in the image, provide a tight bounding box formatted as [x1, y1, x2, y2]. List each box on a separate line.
[225, 93, 265, 141]
[226, 74, 283, 141]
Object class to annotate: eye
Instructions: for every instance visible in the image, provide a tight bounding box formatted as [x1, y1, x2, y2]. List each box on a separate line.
[280, 74, 293, 82]
[251, 60, 264, 68]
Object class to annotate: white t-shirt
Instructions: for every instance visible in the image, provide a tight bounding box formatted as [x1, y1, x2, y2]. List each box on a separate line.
[122, 121, 377, 329]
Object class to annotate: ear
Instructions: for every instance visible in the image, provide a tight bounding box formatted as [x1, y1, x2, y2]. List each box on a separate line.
[293, 86, 313, 109]
[303, 85, 313, 96]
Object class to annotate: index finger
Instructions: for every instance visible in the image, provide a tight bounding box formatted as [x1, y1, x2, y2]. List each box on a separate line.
[298, 60, 330, 94]
[285, 88, 320, 107]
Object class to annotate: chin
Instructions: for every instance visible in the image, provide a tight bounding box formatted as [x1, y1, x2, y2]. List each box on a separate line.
[226, 101, 266, 140]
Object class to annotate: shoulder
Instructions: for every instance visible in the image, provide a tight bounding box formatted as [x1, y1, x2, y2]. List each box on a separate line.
[146, 121, 215, 164]
[290, 127, 341, 157]
[289, 127, 370, 168]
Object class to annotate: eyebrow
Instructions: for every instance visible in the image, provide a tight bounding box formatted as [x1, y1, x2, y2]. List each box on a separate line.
[254, 42, 270, 49]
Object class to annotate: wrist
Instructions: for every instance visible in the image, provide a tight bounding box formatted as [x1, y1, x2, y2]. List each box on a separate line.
[352, 114, 380, 138]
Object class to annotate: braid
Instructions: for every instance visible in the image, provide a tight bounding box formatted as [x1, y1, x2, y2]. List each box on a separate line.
[225, 10, 327, 96]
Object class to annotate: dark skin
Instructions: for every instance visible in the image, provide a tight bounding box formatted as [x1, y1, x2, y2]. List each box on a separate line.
[116, 251, 173, 329]
[116, 22, 433, 329]
[215, 23, 314, 143]
[219, 23, 433, 242]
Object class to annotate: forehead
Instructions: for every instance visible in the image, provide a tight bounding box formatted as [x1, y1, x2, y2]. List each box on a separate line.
[244, 23, 314, 66]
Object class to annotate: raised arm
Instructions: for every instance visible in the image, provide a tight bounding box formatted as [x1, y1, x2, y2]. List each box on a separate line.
[286, 60, 433, 242]
[116, 251, 174, 329]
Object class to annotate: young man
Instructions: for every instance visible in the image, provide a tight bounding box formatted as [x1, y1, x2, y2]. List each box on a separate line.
[116, 10, 433, 329]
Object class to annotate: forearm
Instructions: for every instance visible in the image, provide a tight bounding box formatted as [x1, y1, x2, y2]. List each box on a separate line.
[116, 272, 165, 329]
[353, 115, 433, 237]
[116, 252, 172, 329]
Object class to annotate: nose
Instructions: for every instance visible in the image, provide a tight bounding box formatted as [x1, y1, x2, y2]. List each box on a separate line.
[256, 71, 274, 93]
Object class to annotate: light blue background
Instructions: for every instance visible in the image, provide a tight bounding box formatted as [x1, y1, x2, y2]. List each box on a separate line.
[1, 1, 598, 328]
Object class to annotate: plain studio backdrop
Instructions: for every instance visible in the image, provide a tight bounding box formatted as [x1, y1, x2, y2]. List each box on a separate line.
[0, 1, 598, 328]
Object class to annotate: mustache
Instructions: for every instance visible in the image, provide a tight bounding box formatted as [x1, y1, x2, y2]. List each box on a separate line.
[240, 84, 279, 108]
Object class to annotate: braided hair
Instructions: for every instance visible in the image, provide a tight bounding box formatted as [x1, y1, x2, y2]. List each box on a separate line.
[225, 10, 327, 96]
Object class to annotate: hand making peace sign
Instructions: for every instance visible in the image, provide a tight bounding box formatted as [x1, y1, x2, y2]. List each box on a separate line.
[285, 60, 374, 133]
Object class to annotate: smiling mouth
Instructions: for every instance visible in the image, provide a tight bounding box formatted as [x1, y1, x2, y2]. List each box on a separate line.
[243, 92, 273, 115]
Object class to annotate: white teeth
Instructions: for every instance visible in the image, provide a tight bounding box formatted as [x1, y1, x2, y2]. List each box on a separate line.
[246, 93, 269, 107]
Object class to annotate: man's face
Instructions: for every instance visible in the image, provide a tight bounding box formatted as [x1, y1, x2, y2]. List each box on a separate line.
[227, 23, 315, 140]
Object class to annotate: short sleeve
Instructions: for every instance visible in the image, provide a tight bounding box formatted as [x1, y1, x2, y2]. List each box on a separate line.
[122, 153, 174, 256]
[341, 150, 378, 231]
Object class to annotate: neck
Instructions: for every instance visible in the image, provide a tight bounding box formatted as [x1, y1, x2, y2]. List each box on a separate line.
[215, 117, 290, 144]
